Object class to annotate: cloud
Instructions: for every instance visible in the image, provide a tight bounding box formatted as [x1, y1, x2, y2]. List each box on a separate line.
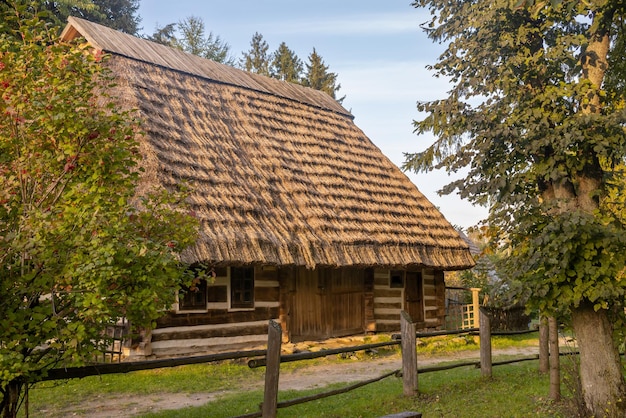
[260, 11, 428, 37]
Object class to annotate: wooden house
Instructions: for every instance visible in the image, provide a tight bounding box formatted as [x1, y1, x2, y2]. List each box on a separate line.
[60, 17, 475, 358]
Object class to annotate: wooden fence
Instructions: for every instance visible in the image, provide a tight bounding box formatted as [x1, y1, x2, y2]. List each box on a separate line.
[41, 309, 545, 418]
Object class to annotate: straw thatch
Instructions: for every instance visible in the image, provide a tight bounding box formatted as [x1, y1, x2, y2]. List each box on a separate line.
[61, 17, 475, 270]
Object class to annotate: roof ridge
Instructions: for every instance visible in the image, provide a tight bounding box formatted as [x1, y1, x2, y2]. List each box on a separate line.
[61, 16, 353, 119]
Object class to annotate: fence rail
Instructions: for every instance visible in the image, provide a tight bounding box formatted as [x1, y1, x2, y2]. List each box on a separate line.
[40, 313, 546, 417]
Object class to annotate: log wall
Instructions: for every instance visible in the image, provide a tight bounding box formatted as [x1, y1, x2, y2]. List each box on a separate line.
[373, 269, 403, 333]
[150, 265, 447, 357]
[373, 268, 446, 333]
[152, 266, 280, 357]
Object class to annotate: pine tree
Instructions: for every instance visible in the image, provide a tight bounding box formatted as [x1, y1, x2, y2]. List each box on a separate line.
[302, 48, 344, 103]
[149, 16, 234, 65]
[240, 32, 270, 76]
[147, 23, 177, 46]
[270, 42, 303, 83]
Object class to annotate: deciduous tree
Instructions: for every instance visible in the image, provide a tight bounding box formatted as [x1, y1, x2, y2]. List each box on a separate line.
[0, 6, 197, 417]
[0, 0, 141, 34]
[404, 0, 626, 415]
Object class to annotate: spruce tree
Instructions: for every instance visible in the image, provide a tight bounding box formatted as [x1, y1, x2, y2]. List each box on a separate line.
[270, 41, 303, 83]
[302, 48, 344, 103]
[146, 22, 177, 46]
[148, 16, 234, 65]
[240, 32, 270, 76]
[176, 16, 233, 64]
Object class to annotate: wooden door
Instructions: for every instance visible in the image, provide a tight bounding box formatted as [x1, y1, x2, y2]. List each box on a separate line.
[326, 268, 364, 337]
[289, 268, 365, 341]
[290, 268, 324, 341]
[405, 271, 424, 323]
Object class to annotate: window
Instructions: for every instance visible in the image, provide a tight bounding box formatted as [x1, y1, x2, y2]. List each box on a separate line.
[231, 267, 254, 309]
[179, 278, 207, 310]
[390, 270, 404, 288]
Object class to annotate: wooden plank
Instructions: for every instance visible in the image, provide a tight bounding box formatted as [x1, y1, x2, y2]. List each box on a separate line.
[156, 307, 280, 328]
[422, 285, 437, 298]
[374, 302, 403, 310]
[401, 311, 418, 396]
[376, 323, 401, 333]
[262, 320, 281, 418]
[151, 322, 269, 341]
[207, 285, 227, 302]
[375, 313, 402, 321]
[374, 275, 390, 286]
[255, 286, 279, 302]
[479, 307, 492, 378]
[364, 268, 375, 331]
[374, 288, 403, 298]
[434, 270, 446, 319]
[278, 267, 292, 343]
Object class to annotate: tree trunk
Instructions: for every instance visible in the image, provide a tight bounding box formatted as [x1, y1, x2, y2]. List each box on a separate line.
[538, 315, 549, 374]
[1, 379, 22, 418]
[571, 303, 626, 417]
[548, 317, 560, 401]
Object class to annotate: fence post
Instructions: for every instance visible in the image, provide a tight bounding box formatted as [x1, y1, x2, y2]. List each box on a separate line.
[479, 307, 492, 378]
[538, 314, 549, 374]
[400, 311, 418, 396]
[262, 319, 282, 418]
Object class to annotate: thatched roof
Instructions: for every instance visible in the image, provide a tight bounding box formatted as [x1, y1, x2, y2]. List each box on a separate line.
[61, 17, 474, 270]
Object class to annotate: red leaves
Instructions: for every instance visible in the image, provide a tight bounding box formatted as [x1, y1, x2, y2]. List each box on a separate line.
[64, 155, 78, 172]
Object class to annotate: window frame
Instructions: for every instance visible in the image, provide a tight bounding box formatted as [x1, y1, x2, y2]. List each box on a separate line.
[230, 266, 255, 310]
[389, 270, 405, 288]
[178, 278, 208, 311]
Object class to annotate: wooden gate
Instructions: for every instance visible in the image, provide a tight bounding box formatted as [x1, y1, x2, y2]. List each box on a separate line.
[290, 268, 365, 342]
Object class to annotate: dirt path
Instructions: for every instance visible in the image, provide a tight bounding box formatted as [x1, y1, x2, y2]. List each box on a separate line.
[41, 345, 539, 417]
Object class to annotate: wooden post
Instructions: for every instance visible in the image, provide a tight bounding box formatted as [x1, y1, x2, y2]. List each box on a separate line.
[262, 319, 282, 418]
[538, 315, 549, 374]
[400, 311, 418, 396]
[479, 307, 492, 378]
[548, 316, 560, 401]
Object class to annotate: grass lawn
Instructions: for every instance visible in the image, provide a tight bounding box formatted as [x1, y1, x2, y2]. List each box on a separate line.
[23, 333, 578, 417]
[142, 360, 567, 418]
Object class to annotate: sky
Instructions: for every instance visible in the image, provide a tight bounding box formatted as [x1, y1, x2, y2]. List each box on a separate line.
[137, 0, 489, 230]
